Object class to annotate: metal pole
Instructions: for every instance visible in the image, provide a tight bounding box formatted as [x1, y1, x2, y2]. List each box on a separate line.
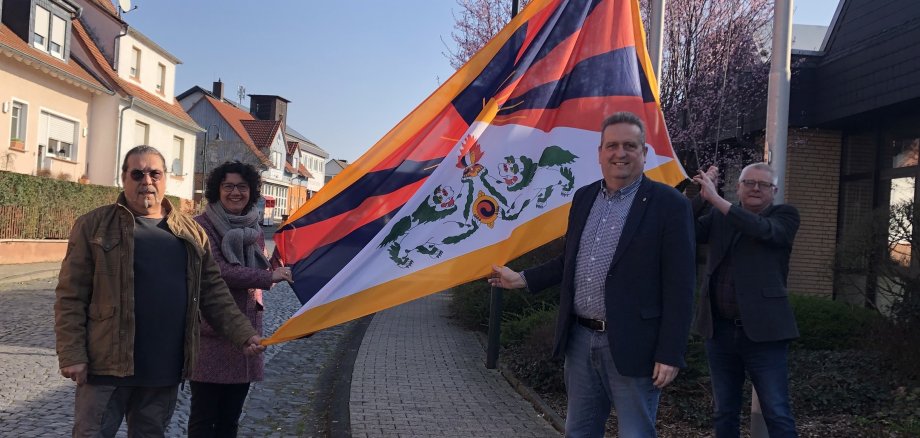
[486, 286, 503, 369]
[648, 0, 666, 89]
[486, 0, 520, 370]
[765, 0, 792, 204]
[753, 1, 793, 436]
[200, 128, 210, 207]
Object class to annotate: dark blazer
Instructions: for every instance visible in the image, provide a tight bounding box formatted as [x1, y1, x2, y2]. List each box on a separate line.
[523, 177, 696, 377]
[693, 200, 800, 342]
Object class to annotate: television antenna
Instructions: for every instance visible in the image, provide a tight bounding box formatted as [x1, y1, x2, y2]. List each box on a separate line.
[237, 85, 247, 105]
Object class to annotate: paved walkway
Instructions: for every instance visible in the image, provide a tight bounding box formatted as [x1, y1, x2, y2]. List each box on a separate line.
[350, 292, 560, 437]
[0, 260, 561, 437]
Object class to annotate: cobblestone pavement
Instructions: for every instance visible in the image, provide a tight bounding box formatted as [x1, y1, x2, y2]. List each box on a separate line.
[350, 291, 560, 438]
[0, 275, 347, 437]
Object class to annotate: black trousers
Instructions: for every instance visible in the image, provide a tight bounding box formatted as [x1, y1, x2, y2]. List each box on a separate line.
[188, 381, 251, 438]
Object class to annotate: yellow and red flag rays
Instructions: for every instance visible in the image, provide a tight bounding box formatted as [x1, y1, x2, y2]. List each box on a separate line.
[266, 0, 685, 345]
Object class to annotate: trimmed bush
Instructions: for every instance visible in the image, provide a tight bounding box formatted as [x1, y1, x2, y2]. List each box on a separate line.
[0, 171, 185, 239]
[790, 294, 880, 350]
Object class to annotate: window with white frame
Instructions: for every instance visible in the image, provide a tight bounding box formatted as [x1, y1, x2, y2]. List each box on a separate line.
[172, 136, 184, 175]
[130, 47, 141, 78]
[135, 121, 149, 145]
[156, 63, 166, 94]
[292, 156, 299, 169]
[10, 102, 27, 144]
[272, 151, 283, 169]
[33, 6, 68, 59]
[41, 112, 77, 160]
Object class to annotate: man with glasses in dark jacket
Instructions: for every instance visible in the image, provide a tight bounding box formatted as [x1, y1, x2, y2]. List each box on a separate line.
[693, 162, 800, 437]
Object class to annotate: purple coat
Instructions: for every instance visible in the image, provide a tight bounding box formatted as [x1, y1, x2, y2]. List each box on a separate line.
[191, 214, 273, 383]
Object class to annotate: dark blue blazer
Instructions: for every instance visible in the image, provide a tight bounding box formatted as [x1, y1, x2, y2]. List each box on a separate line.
[523, 177, 696, 377]
[693, 201, 800, 342]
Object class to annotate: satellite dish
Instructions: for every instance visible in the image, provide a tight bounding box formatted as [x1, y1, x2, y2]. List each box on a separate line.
[117, 0, 134, 13]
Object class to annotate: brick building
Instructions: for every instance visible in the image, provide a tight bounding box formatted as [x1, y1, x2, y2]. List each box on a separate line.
[745, 0, 920, 305]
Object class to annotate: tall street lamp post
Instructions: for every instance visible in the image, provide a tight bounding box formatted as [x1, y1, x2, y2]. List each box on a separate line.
[200, 124, 221, 207]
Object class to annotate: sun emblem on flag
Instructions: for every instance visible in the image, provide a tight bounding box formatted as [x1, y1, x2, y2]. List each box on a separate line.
[472, 191, 499, 228]
[456, 135, 485, 178]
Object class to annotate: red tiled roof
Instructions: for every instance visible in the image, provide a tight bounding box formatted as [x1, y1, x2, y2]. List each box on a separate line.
[240, 119, 282, 150]
[284, 162, 296, 173]
[0, 23, 108, 92]
[91, 0, 120, 18]
[286, 141, 299, 155]
[202, 96, 271, 166]
[71, 20, 196, 128]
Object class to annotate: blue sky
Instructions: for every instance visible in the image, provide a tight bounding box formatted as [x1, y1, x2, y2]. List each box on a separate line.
[125, 0, 840, 163]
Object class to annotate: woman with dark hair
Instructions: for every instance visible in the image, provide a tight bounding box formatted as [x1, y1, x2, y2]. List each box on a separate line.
[188, 161, 292, 437]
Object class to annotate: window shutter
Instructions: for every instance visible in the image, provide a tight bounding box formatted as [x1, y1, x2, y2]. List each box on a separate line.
[47, 114, 76, 144]
[172, 136, 184, 174]
[34, 7, 50, 43]
[135, 121, 148, 145]
[50, 15, 66, 53]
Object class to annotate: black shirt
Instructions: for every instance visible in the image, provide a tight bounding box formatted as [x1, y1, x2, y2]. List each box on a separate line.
[89, 216, 189, 386]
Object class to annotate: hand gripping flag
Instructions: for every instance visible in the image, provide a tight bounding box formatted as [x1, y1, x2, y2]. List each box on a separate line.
[266, 0, 687, 344]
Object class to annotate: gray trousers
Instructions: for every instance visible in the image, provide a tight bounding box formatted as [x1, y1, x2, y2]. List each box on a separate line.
[73, 383, 179, 438]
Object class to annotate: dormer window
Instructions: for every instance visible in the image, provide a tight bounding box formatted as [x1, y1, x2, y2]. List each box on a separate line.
[33, 5, 68, 60]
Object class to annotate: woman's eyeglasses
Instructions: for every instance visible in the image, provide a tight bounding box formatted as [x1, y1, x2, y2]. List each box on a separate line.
[128, 169, 164, 182]
[220, 183, 250, 193]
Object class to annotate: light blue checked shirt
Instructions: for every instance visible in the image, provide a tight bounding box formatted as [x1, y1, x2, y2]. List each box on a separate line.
[573, 176, 642, 320]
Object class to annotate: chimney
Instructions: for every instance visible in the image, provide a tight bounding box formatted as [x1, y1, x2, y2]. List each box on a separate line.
[212, 80, 224, 100]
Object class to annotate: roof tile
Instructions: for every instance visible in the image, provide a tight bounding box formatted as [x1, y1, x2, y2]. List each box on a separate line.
[202, 96, 272, 166]
[240, 119, 282, 150]
[71, 20, 196, 127]
[0, 23, 107, 91]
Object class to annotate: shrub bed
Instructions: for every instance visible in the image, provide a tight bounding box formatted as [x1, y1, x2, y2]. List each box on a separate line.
[450, 260, 918, 436]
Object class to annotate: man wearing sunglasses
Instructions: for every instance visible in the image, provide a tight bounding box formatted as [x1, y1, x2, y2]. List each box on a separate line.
[692, 163, 800, 437]
[54, 145, 265, 437]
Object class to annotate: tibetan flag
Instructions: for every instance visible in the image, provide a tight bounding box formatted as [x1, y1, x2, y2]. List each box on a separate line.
[267, 0, 686, 344]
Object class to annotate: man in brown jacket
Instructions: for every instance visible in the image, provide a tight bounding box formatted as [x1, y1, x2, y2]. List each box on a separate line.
[54, 145, 264, 437]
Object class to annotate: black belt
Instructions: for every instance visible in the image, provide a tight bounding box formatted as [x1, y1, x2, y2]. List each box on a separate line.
[716, 316, 744, 327]
[576, 316, 606, 332]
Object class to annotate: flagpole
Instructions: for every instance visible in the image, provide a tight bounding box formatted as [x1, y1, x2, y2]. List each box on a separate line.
[486, 0, 520, 370]
[752, 1, 793, 436]
[649, 0, 666, 88]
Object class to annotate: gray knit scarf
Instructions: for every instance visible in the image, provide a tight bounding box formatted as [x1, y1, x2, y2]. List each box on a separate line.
[205, 202, 270, 270]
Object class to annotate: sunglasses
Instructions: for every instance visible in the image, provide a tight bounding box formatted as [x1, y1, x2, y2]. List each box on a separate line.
[128, 169, 164, 182]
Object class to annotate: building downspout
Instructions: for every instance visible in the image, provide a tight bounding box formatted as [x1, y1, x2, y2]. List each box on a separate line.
[113, 22, 128, 75]
[114, 96, 135, 187]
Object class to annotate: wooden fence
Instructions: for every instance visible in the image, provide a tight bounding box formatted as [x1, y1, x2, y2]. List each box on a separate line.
[0, 205, 79, 240]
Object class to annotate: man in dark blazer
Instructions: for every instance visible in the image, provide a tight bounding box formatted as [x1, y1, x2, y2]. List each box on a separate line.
[490, 112, 696, 437]
[693, 163, 799, 438]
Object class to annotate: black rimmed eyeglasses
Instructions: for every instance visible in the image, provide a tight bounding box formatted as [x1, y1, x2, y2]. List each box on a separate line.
[220, 183, 250, 193]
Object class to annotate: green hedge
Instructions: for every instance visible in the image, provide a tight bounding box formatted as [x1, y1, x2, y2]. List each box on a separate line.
[0, 171, 182, 239]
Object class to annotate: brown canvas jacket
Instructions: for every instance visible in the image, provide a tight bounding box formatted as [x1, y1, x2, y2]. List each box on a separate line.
[54, 194, 257, 378]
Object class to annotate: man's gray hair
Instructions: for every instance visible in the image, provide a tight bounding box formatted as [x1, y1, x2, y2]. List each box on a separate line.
[739, 162, 778, 184]
[600, 112, 646, 146]
[121, 145, 166, 173]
